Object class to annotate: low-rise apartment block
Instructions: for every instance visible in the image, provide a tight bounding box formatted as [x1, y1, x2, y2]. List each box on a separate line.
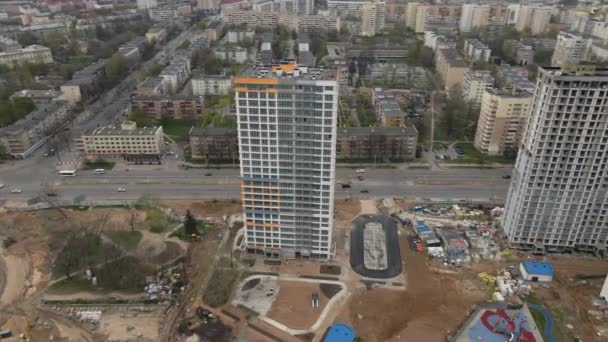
[187, 125, 418, 163]
[158, 60, 191, 93]
[227, 30, 255, 43]
[423, 31, 457, 51]
[222, 10, 340, 32]
[463, 39, 491, 63]
[146, 26, 167, 43]
[79, 121, 164, 163]
[496, 65, 536, 94]
[462, 70, 494, 105]
[191, 75, 232, 95]
[0, 35, 20, 52]
[336, 127, 418, 162]
[137, 77, 165, 96]
[435, 49, 469, 91]
[503, 40, 534, 66]
[10, 89, 59, 105]
[60, 59, 108, 106]
[189, 127, 238, 162]
[367, 63, 425, 85]
[132, 95, 204, 119]
[0, 100, 68, 158]
[372, 88, 405, 127]
[0, 44, 52, 67]
[214, 46, 247, 64]
[474, 88, 532, 156]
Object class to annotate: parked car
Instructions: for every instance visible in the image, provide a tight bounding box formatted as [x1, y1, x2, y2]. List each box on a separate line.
[360, 189, 369, 193]
[356, 169, 365, 173]
[502, 175, 512, 179]
[204, 172, 213, 176]
[117, 187, 127, 192]
[10, 188, 22, 193]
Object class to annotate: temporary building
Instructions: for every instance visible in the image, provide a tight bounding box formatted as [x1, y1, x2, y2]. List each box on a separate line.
[600, 274, 608, 301]
[519, 261, 554, 282]
[324, 323, 356, 342]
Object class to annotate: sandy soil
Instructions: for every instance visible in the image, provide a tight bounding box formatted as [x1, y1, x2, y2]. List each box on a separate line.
[0, 253, 29, 306]
[163, 199, 242, 218]
[335, 200, 361, 222]
[336, 233, 486, 342]
[98, 311, 159, 341]
[359, 200, 378, 215]
[266, 281, 328, 330]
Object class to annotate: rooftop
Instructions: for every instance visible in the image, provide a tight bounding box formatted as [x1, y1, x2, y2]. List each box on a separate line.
[139, 76, 164, 88]
[437, 49, 467, 67]
[238, 63, 337, 81]
[189, 127, 237, 136]
[521, 261, 554, 276]
[339, 126, 418, 136]
[87, 124, 161, 137]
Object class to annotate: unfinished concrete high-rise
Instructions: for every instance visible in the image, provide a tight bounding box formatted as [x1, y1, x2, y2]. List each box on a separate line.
[501, 65, 608, 254]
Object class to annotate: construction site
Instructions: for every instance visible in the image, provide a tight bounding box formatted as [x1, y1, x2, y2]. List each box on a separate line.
[1, 196, 608, 341]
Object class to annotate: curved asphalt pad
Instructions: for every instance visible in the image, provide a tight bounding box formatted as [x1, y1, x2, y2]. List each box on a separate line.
[350, 214, 402, 279]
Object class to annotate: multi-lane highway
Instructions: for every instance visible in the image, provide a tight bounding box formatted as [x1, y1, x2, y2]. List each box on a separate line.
[0, 165, 513, 202]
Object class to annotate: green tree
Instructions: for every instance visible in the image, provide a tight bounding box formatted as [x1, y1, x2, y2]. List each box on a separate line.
[184, 210, 198, 236]
[241, 36, 254, 49]
[128, 108, 154, 127]
[179, 40, 191, 49]
[147, 63, 163, 77]
[105, 54, 129, 88]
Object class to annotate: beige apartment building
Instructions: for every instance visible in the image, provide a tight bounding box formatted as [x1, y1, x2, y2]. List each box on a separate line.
[474, 88, 532, 156]
[79, 121, 165, 162]
[414, 4, 461, 33]
[462, 70, 494, 105]
[515, 5, 552, 35]
[435, 49, 469, 91]
[360, 1, 385, 37]
[0, 44, 52, 67]
[405, 2, 419, 29]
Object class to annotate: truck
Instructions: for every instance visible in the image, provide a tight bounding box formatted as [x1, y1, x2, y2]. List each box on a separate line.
[341, 182, 351, 189]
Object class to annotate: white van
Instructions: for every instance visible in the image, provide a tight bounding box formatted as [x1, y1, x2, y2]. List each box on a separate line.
[93, 169, 105, 174]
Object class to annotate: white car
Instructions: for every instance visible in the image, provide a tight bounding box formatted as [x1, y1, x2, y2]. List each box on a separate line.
[175, 154, 179, 159]
[0, 184, 4, 189]
[10, 188, 22, 194]
[117, 187, 126, 192]
[356, 169, 366, 173]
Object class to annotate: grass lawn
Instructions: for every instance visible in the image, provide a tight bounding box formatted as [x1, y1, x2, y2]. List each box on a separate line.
[162, 119, 198, 141]
[106, 230, 143, 250]
[447, 143, 514, 164]
[82, 159, 116, 170]
[146, 207, 169, 233]
[49, 275, 97, 293]
[203, 267, 239, 307]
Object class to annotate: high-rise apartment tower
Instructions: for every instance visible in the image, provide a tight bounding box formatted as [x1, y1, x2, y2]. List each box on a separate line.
[502, 65, 608, 254]
[234, 63, 338, 259]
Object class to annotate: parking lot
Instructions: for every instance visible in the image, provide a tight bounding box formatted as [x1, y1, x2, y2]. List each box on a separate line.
[432, 142, 465, 161]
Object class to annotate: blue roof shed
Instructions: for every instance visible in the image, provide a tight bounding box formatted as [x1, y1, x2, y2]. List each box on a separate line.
[324, 323, 356, 342]
[522, 261, 554, 276]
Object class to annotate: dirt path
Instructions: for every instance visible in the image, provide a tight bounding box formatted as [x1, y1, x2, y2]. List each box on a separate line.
[0, 253, 29, 306]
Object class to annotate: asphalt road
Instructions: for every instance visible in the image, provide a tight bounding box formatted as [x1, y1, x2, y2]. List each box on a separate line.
[0, 166, 513, 202]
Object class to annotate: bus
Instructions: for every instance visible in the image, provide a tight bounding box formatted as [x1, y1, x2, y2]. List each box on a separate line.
[58, 170, 76, 177]
[92, 169, 105, 174]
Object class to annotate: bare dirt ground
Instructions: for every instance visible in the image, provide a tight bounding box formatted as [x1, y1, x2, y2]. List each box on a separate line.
[163, 199, 242, 218]
[97, 311, 159, 341]
[0, 253, 29, 306]
[335, 230, 487, 342]
[359, 199, 378, 215]
[266, 280, 328, 330]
